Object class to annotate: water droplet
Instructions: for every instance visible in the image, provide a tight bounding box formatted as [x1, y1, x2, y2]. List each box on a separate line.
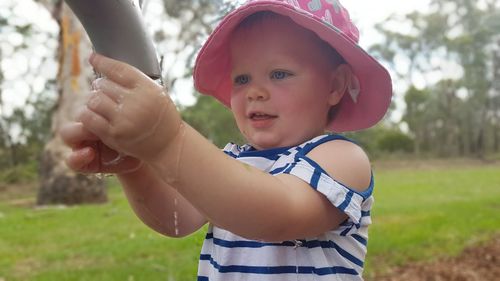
[94, 173, 114, 179]
[173, 198, 179, 236]
[103, 152, 126, 166]
[294, 239, 303, 280]
[115, 103, 124, 112]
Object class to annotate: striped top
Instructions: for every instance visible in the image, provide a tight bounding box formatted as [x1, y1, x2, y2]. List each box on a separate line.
[197, 134, 374, 281]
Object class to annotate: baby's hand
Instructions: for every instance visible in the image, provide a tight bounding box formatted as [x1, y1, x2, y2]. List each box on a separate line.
[79, 53, 182, 162]
[59, 122, 142, 174]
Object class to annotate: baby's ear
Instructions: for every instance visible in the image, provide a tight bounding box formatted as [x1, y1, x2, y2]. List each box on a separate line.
[328, 64, 353, 106]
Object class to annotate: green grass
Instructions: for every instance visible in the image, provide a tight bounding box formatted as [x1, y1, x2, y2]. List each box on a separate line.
[1, 162, 499, 280]
[365, 163, 500, 277]
[0, 181, 206, 281]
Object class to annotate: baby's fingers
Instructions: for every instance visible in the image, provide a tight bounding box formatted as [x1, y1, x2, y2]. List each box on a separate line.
[87, 90, 121, 122]
[77, 105, 112, 139]
[66, 143, 143, 175]
[65, 146, 96, 172]
[60, 122, 99, 148]
[89, 53, 149, 89]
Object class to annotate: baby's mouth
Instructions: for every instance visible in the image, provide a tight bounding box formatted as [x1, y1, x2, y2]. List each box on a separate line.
[249, 112, 277, 120]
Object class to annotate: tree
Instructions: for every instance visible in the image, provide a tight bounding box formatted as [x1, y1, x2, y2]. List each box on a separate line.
[402, 86, 429, 156]
[36, 0, 107, 205]
[35, 0, 226, 205]
[376, 129, 414, 154]
[182, 95, 244, 148]
[372, 0, 500, 158]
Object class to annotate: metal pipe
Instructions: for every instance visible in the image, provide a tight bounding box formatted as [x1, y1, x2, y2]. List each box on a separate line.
[64, 0, 162, 79]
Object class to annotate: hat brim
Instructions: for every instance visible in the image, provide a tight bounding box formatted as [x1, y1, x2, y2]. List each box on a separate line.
[193, 1, 392, 132]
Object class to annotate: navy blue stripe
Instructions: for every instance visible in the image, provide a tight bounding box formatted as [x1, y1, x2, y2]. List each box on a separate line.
[309, 168, 321, 189]
[200, 254, 211, 260]
[200, 254, 358, 276]
[223, 150, 238, 158]
[340, 224, 354, 236]
[358, 173, 375, 199]
[291, 240, 362, 267]
[337, 191, 354, 211]
[286, 156, 325, 188]
[197, 277, 209, 281]
[238, 146, 292, 159]
[206, 233, 295, 248]
[299, 155, 374, 200]
[351, 234, 367, 246]
[298, 154, 323, 169]
[205, 236, 363, 267]
[269, 164, 290, 175]
[361, 210, 370, 217]
[240, 154, 281, 161]
[297, 134, 355, 157]
[207, 235, 281, 248]
[283, 162, 297, 174]
[213, 237, 285, 248]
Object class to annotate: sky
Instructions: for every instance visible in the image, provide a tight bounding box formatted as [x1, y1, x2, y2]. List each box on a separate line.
[341, 0, 432, 121]
[1, 0, 432, 122]
[0, 0, 58, 114]
[342, 0, 430, 48]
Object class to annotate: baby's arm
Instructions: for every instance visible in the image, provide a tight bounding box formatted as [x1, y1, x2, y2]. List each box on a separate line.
[117, 165, 207, 237]
[60, 122, 206, 237]
[147, 123, 371, 241]
[80, 54, 371, 241]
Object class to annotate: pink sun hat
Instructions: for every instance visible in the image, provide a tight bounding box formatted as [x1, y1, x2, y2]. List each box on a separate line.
[193, 0, 392, 132]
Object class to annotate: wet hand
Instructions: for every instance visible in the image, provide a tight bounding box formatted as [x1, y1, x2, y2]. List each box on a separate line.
[79, 53, 182, 161]
[59, 122, 142, 174]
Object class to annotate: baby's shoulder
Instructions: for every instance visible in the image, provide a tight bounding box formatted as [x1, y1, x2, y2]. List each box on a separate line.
[306, 139, 372, 193]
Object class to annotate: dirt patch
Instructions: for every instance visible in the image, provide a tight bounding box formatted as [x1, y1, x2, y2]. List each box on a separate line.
[0, 182, 38, 207]
[10, 257, 44, 280]
[373, 236, 500, 281]
[0, 182, 37, 201]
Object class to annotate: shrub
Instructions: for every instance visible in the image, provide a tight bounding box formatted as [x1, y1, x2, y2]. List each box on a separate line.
[0, 162, 38, 184]
[377, 130, 414, 153]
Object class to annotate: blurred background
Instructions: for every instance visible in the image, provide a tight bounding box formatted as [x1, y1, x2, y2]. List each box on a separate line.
[0, 0, 499, 280]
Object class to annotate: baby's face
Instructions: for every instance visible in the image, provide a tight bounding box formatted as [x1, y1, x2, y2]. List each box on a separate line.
[229, 19, 338, 150]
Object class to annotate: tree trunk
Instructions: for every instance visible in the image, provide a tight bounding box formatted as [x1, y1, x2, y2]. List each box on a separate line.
[37, 1, 106, 205]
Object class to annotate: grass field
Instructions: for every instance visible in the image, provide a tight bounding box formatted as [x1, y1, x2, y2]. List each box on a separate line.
[1, 161, 499, 281]
[366, 161, 500, 277]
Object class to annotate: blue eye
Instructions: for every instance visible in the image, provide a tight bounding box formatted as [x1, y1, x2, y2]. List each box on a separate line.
[234, 75, 250, 85]
[271, 70, 291, 80]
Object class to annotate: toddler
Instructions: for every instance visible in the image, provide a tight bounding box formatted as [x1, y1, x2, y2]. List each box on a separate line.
[61, 0, 392, 280]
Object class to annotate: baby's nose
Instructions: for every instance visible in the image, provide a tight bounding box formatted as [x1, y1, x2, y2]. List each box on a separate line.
[246, 85, 269, 101]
